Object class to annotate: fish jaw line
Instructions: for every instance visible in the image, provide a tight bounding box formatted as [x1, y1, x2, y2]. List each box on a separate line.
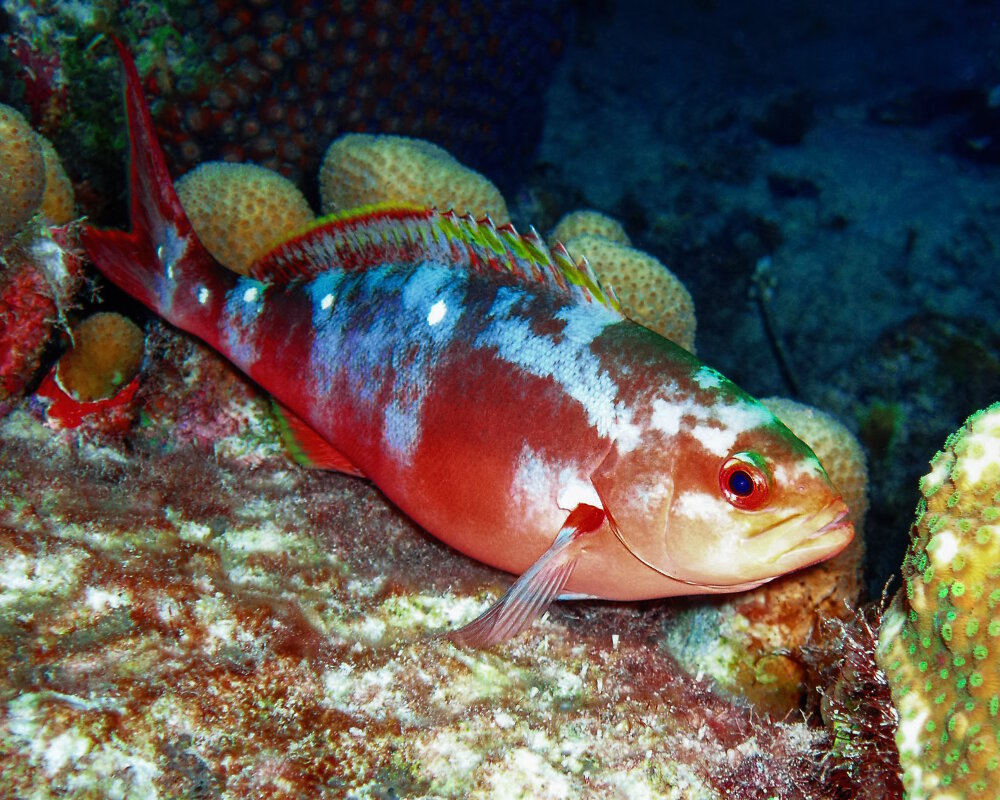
[773, 498, 854, 570]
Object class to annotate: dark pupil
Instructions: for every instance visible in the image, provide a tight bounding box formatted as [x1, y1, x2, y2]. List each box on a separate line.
[729, 470, 754, 496]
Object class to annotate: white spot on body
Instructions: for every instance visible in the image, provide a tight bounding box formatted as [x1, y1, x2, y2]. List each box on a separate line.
[321, 293, 334, 310]
[222, 277, 267, 369]
[196, 286, 210, 305]
[693, 365, 724, 390]
[427, 299, 447, 326]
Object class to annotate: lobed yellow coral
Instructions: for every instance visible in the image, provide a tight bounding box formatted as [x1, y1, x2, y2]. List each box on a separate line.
[176, 162, 314, 275]
[55, 312, 145, 402]
[876, 401, 1000, 799]
[36, 134, 75, 225]
[563, 233, 696, 353]
[319, 133, 509, 223]
[549, 209, 631, 248]
[0, 103, 45, 238]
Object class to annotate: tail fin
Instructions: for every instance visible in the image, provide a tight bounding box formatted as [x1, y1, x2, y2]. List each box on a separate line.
[79, 39, 220, 326]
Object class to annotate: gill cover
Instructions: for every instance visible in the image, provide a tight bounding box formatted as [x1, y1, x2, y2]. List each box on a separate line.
[590, 441, 689, 582]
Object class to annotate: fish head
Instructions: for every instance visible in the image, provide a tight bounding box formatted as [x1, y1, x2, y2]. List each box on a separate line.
[592, 397, 854, 591]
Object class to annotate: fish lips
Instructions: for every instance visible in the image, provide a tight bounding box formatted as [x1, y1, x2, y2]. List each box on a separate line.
[773, 500, 855, 572]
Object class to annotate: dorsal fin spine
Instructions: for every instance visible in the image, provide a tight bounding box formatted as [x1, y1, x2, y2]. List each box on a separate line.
[250, 204, 622, 313]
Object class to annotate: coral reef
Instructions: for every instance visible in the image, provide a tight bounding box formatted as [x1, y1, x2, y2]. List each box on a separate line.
[36, 133, 75, 225]
[319, 133, 510, 223]
[151, 1, 567, 188]
[0, 102, 45, 238]
[1, 2, 566, 199]
[0, 96, 83, 417]
[51, 312, 145, 403]
[876, 401, 1000, 799]
[176, 162, 315, 275]
[550, 209, 632, 247]
[561, 232, 697, 353]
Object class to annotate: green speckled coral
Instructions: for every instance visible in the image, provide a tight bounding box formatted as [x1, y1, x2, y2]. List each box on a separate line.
[877, 401, 1000, 799]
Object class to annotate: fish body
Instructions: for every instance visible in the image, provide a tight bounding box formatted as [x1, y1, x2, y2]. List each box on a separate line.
[81, 42, 853, 645]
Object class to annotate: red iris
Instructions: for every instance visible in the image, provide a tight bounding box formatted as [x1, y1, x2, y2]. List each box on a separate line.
[720, 453, 771, 510]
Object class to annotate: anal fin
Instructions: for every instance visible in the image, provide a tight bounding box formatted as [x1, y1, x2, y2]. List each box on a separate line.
[271, 400, 365, 477]
[450, 504, 605, 647]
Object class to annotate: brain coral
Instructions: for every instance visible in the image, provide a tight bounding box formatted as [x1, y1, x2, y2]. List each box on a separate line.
[563, 233, 696, 353]
[176, 162, 314, 275]
[0, 103, 45, 238]
[549, 209, 631, 247]
[876, 401, 1000, 799]
[319, 133, 509, 223]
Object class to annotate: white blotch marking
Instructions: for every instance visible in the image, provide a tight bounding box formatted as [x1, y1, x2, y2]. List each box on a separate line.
[243, 286, 260, 304]
[693, 365, 724, 390]
[427, 299, 447, 326]
[196, 286, 210, 305]
[321, 293, 334, 310]
[673, 491, 730, 524]
[691, 424, 739, 458]
[556, 481, 602, 511]
[476, 296, 642, 449]
[510, 444, 600, 516]
[650, 397, 686, 437]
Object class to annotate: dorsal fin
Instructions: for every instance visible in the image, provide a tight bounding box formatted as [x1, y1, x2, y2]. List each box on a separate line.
[249, 202, 621, 313]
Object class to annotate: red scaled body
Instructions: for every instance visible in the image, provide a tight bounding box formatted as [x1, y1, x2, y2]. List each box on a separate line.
[81, 42, 853, 645]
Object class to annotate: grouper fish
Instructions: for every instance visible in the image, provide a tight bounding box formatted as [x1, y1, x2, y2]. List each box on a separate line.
[80, 42, 853, 646]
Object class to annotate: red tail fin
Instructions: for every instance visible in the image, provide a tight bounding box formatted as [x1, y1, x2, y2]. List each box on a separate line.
[78, 39, 220, 326]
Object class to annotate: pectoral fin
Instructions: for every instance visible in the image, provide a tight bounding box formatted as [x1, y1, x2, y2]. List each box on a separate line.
[271, 400, 366, 476]
[450, 504, 605, 647]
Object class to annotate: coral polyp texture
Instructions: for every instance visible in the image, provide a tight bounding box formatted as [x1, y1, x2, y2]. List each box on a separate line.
[0, 102, 45, 238]
[319, 133, 510, 223]
[876, 401, 1000, 799]
[148, 1, 566, 188]
[550, 209, 632, 248]
[53, 312, 145, 403]
[176, 162, 315, 275]
[562, 233, 697, 353]
[36, 134, 75, 225]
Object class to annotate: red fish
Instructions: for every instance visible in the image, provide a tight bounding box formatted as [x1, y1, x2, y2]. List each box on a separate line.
[81, 42, 853, 646]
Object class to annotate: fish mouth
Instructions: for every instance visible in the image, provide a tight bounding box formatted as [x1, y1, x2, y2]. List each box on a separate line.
[773, 498, 854, 570]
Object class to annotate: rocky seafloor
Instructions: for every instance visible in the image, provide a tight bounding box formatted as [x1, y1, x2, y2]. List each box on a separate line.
[1, 329, 869, 800]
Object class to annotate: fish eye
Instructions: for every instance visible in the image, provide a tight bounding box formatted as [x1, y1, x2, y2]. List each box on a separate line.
[720, 453, 770, 510]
